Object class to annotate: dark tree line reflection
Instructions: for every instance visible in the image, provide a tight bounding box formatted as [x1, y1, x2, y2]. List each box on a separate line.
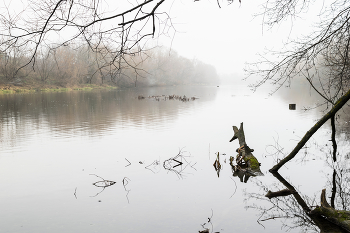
[0, 86, 217, 149]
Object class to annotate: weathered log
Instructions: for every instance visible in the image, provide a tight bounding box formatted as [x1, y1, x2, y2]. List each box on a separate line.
[229, 122, 263, 176]
[310, 189, 350, 232]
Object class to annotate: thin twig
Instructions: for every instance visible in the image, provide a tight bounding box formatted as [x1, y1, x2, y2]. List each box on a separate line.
[125, 158, 131, 167]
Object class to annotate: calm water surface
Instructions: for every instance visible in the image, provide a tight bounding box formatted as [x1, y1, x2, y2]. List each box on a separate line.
[0, 85, 343, 232]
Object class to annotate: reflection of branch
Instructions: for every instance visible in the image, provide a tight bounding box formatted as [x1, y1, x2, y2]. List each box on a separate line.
[122, 177, 131, 203]
[145, 160, 161, 173]
[268, 172, 349, 231]
[229, 177, 237, 198]
[331, 169, 337, 208]
[172, 159, 183, 168]
[245, 179, 317, 232]
[163, 149, 196, 178]
[270, 172, 310, 212]
[213, 152, 222, 177]
[265, 133, 286, 164]
[90, 174, 116, 197]
[199, 209, 214, 233]
[74, 187, 77, 199]
[122, 177, 130, 190]
[260, 216, 285, 222]
[331, 115, 338, 162]
[90, 186, 105, 197]
[125, 158, 131, 167]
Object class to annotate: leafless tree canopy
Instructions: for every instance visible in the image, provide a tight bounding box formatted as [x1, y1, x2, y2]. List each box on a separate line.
[0, 0, 173, 75]
[249, 0, 350, 103]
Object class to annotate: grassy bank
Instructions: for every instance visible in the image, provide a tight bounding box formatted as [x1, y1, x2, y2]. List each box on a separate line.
[0, 83, 117, 94]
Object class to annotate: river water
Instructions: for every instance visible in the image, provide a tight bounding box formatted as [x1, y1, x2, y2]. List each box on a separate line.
[0, 85, 347, 233]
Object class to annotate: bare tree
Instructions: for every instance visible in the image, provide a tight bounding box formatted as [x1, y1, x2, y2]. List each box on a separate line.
[35, 47, 56, 82]
[0, 46, 31, 82]
[0, 0, 173, 78]
[243, 0, 350, 170]
[248, 0, 350, 100]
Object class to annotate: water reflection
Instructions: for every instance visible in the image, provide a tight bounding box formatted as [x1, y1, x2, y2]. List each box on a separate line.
[0, 86, 217, 151]
[245, 170, 350, 232]
[242, 128, 350, 232]
[162, 149, 197, 178]
[1, 85, 348, 233]
[89, 174, 117, 197]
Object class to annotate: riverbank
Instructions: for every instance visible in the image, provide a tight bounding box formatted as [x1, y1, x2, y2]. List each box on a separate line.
[0, 83, 117, 94]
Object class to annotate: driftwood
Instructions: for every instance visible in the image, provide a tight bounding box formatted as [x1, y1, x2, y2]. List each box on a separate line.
[229, 122, 263, 177]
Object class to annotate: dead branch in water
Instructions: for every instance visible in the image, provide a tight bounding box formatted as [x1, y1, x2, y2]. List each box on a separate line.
[122, 177, 131, 203]
[125, 158, 131, 167]
[163, 148, 196, 179]
[145, 160, 161, 173]
[213, 152, 222, 177]
[90, 174, 116, 197]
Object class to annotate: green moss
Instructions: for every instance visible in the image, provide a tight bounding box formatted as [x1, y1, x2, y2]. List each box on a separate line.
[338, 211, 350, 221]
[244, 156, 260, 170]
[317, 207, 350, 222]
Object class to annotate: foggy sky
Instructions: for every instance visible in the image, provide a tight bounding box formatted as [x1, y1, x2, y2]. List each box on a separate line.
[156, 0, 323, 75]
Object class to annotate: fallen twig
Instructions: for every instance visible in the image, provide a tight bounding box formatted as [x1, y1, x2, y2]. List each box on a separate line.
[89, 174, 116, 197]
[125, 158, 131, 167]
[122, 177, 131, 203]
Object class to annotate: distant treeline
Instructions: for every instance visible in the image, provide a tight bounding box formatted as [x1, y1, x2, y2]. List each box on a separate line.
[0, 45, 219, 88]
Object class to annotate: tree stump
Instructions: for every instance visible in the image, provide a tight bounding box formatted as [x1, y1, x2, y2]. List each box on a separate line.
[229, 122, 263, 177]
